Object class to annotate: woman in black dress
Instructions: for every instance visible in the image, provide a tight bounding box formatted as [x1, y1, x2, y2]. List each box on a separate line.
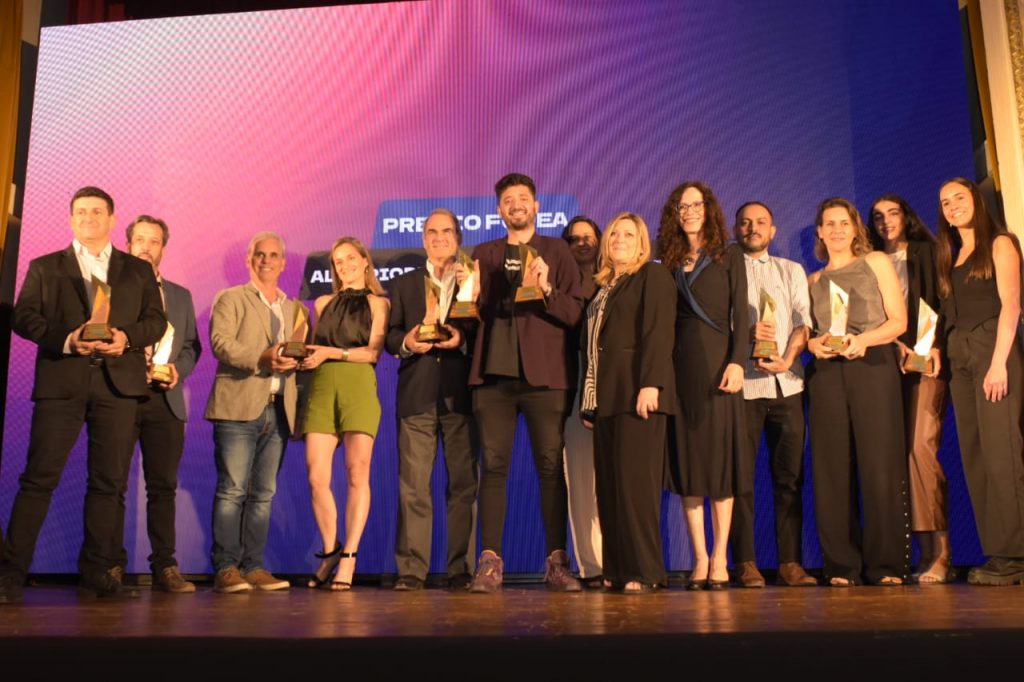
[580, 212, 675, 594]
[869, 195, 951, 583]
[936, 178, 1024, 586]
[658, 181, 748, 590]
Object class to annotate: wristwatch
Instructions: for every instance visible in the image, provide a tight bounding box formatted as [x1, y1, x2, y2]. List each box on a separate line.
[342, 349, 350, 361]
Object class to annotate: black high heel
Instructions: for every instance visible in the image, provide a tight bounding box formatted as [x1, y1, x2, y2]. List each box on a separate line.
[308, 542, 342, 589]
[329, 550, 358, 591]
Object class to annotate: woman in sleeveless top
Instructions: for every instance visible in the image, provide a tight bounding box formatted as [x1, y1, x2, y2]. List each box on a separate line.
[561, 216, 606, 587]
[301, 236, 389, 590]
[806, 197, 909, 586]
[936, 178, 1024, 586]
[658, 181, 748, 590]
[869, 195, 952, 583]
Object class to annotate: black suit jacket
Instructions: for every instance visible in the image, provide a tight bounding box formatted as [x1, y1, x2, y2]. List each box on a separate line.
[385, 267, 473, 418]
[903, 239, 940, 346]
[469, 234, 583, 389]
[580, 262, 678, 417]
[157, 278, 202, 421]
[13, 245, 167, 399]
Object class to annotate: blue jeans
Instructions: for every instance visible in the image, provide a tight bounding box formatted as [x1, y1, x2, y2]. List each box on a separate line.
[211, 400, 288, 572]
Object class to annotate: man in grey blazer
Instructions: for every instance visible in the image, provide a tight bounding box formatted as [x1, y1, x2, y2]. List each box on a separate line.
[113, 215, 202, 593]
[204, 231, 307, 593]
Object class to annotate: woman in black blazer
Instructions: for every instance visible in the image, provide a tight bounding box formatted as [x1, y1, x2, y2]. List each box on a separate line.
[580, 212, 676, 594]
[869, 195, 951, 583]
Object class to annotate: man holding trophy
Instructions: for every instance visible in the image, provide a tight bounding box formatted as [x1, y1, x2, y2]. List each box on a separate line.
[461, 173, 584, 593]
[730, 202, 816, 588]
[386, 208, 477, 591]
[115, 215, 202, 593]
[0, 187, 166, 604]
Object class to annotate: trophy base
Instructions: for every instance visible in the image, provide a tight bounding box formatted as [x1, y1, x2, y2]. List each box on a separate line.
[824, 336, 847, 353]
[281, 341, 310, 359]
[417, 324, 451, 343]
[150, 364, 172, 384]
[81, 323, 113, 343]
[903, 353, 934, 374]
[752, 340, 779, 359]
[514, 286, 547, 308]
[448, 301, 480, 320]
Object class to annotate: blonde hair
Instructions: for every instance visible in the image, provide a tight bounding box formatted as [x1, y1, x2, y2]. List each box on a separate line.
[594, 212, 651, 286]
[330, 236, 385, 295]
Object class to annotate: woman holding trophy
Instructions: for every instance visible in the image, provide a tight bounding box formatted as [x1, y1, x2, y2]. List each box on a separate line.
[868, 194, 952, 584]
[300, 236, 389, 590]
[658, 181, 748, 590]
[579, 213, 675, 594]
[936, 178, 1024, 586]
[806, 197, 909, 586]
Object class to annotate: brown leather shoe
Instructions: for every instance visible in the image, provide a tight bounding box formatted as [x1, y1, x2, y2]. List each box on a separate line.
[153, 566, 197, 593]
[737, 561, 766, 588]
[777, 562, 817, 587]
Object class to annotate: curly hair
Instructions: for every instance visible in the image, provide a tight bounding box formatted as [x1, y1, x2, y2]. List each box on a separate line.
[656, 181, 728, 271]
[814, 197, 873, 262]
[867, 194, 935, 251]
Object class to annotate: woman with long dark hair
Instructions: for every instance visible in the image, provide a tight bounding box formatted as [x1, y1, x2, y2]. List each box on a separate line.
[561, 216, 605, 587]
[869, 194, 951, 583]
[806, 197, 909, 586]
[659, 181, 748, 590]
[936, 178, 1024, 586]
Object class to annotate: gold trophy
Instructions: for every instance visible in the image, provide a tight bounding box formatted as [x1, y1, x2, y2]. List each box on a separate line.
[514, 243, 546, 307]
[416, 276, 451, 342]
[281, 305, 311, 359]
[448, 249, 480, 320]
[150, 322, 176, 385]
[752, 289, 779, 359]
[903, 299, 938, 373]
[825, 281, 849, 353]
[81, 275, 114, 342]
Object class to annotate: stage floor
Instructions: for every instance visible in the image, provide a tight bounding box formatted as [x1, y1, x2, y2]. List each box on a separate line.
[3, 577, 1023, 678]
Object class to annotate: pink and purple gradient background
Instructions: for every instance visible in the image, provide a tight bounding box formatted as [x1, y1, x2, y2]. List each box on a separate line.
[4, 0, 976, 574]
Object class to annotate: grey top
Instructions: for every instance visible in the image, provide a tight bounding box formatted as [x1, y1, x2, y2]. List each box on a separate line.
[810, 256, 887, 336]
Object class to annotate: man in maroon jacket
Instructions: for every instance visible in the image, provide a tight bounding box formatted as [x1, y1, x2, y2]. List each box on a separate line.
[463, 173, 584, 593]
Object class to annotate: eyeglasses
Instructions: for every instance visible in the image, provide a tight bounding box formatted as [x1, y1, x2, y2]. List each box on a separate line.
[677, 201, 705, 214]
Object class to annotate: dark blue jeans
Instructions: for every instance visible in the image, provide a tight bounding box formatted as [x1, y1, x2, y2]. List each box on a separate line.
[211, 399, 288, 572]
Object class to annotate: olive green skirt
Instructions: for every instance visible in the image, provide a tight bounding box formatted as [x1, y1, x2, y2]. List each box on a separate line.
[302, 361, 381, 438]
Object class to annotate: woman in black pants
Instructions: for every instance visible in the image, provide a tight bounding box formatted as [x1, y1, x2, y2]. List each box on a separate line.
[936, 178, 1024, 586]
[806, 197, 909, 586]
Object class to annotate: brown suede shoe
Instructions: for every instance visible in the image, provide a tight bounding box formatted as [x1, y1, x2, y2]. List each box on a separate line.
[153, 566, 197, 593]
[737, 561, 766, 588]
[777, 562, 817, 587]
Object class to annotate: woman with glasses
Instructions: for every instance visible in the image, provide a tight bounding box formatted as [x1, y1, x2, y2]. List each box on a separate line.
[580, 212, 675, 593]
[807, 198, 909, 586]
[561, 216, 605, 587]
[868, 195, 951, 584]
[936, 178, 1024, 586]
[659, 181, 748, 590]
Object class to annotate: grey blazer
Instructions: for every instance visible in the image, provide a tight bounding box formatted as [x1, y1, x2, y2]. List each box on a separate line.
[159, 278, 202, 422]
[203, 282, 308, 433]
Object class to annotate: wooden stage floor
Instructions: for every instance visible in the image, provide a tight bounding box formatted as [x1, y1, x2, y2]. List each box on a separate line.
[2, 576, 1023, 678]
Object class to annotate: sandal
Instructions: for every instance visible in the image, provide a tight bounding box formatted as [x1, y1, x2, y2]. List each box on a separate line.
[329, 550, 358, 591]
[308, 542, 342, 589]
[916, 557, 954, 585]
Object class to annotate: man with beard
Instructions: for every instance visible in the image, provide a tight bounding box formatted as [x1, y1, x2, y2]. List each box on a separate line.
[460, 173, 583, 593]
[729, 201, 817, 588]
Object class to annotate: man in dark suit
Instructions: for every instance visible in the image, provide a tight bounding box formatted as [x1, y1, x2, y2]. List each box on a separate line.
[462, 173, 584, 593]
[113, 215, 202, 593]
[0, 186, 166, 604]
[386, 208, 477, 591]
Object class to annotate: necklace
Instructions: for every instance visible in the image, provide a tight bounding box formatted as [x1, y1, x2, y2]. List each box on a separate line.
[683, 250, 702, 267]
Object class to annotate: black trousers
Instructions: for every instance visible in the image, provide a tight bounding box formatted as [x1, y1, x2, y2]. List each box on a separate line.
[473, 379, 568, 556]
[807, 346, 910, 584]
[395, 406, 478, 580]
[730, 391, 806, 565]
[115, 388, 186, 573]
[594, 412, 667, 586]
[1, 365, 138, 578]
[948, 321, 1024, 559]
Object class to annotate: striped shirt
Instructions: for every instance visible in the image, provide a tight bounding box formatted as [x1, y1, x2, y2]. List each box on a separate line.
[741, 253, 811, 399]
